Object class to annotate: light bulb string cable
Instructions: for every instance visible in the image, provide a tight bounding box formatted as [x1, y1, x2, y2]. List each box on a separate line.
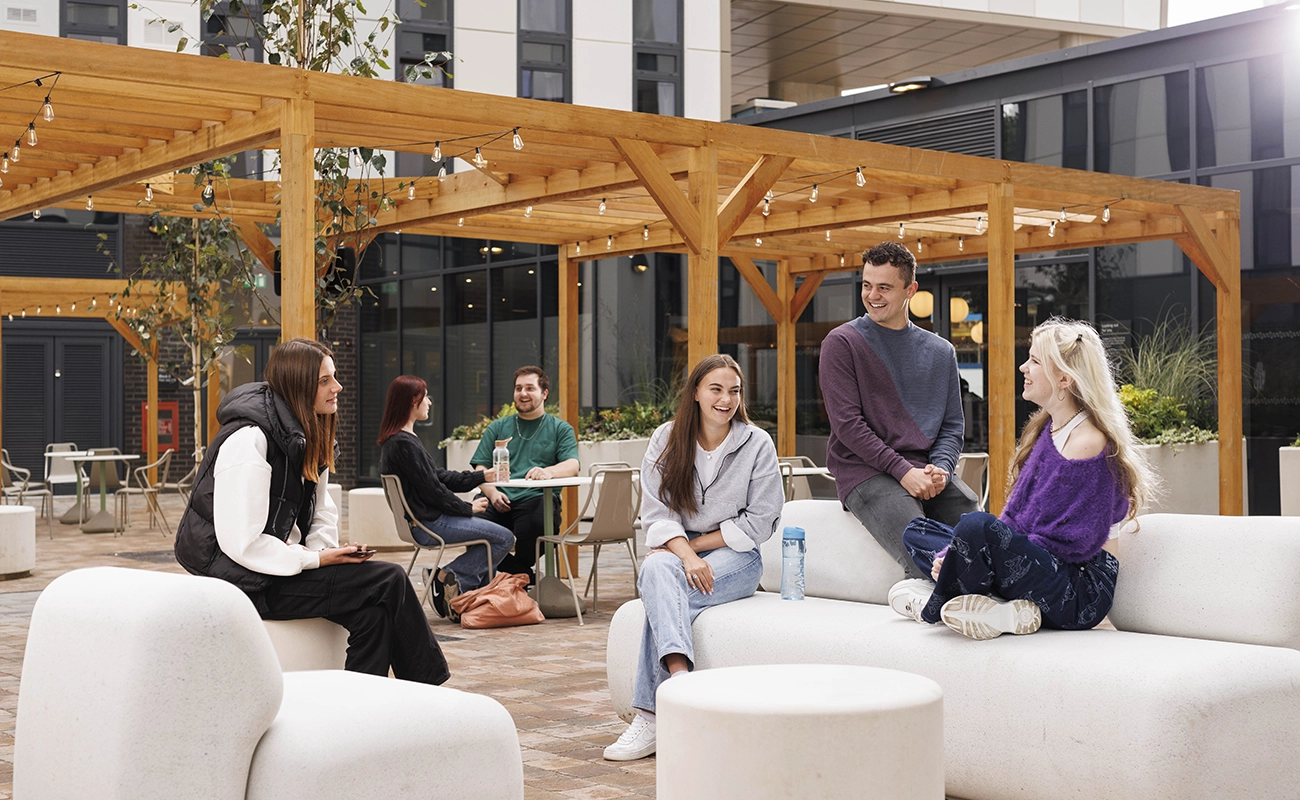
[2, 71, 61, 158]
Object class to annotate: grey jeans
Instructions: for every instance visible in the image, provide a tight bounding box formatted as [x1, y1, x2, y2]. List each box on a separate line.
[844, 472, 978, 579]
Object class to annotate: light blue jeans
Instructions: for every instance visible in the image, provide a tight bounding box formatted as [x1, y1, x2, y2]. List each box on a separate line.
[415, 514, 515, 591]
[632, 537, 764, 713]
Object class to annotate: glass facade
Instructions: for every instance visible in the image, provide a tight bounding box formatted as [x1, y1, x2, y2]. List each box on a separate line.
[519, 0, 571, 103]
[633, 0, 683, 116]
[1094, 73, 1190, 177]
[62, 0, 126, 43]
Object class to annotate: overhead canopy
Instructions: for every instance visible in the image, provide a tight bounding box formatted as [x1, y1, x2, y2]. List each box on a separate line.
[0, 29, 1243, 514]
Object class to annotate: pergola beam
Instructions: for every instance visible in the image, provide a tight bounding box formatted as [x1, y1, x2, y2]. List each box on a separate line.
[613, 138, 702, 254]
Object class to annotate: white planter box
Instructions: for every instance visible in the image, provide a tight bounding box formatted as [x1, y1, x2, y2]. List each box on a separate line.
[1137, 440, 1248, 515]
[1280, 447, 1300, 517]
[444, 439, 477, 473]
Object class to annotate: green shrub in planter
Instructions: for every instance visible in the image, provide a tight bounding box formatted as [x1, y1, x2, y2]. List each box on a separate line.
[1118, 384, 1215, 444]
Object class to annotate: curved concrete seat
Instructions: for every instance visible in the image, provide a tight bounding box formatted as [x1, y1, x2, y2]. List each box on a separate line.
[346, 487, 409, 551]
[657, 664, 943, 800]
[0, 505, 35, 579]
[263, 618, 349, 671]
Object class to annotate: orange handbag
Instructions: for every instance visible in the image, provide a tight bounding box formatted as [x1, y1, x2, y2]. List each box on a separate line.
[448, 572, 545, 629]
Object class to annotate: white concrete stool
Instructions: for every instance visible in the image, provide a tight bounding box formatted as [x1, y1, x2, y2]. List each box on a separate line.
[346, 487, 408, 550]
[657, 664, 944, 800]
[327, 483, 343, 515]
[263, 618, 349, 671]
[0, 506, 36, 580]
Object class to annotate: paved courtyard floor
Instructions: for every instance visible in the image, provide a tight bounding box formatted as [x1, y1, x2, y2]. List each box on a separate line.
[0, 491, 654, 799]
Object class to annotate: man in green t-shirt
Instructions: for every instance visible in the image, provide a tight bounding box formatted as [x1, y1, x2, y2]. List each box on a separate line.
[471, 366, 580, 581]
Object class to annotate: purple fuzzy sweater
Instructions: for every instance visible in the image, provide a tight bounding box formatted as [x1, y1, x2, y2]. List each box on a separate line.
[1000, 430, 1130, 563]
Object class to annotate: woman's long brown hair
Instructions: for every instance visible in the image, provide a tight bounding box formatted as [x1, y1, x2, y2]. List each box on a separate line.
[264, 338, 337, 480]
[654, 354, 749, 517]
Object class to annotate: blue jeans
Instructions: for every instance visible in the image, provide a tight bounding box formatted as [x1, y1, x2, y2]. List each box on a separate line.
[903, 512, 1118, 630]
[632, 538, 763, 713]
[415, 514, 515, 591]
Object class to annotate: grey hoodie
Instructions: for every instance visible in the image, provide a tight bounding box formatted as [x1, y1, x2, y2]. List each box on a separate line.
[640, 419, 784, 552]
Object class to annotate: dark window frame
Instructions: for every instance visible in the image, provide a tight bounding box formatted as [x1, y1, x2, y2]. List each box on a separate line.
[61, 0, 127, 44]
[201, 0, 263, 61]
[517, 0, 572, 104]
[632, 0, 683, 116]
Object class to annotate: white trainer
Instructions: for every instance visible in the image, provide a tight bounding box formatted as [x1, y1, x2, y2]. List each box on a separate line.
[888, 578, 934, 624]
[940, 594, 1042, 640]
[603, 713, 657, 761]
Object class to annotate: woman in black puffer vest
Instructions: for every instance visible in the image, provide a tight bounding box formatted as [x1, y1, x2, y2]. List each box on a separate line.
[175, 338, 448, 684]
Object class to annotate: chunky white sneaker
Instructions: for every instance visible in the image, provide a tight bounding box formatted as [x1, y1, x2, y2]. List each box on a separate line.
[888, 579, 934, 624]
[603, 713, 657, 761]
[940, 594, 1041, 640]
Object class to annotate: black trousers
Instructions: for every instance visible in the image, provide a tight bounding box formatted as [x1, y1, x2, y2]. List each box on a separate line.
[255, 559, 449, 685]
[478, 494, 562, 578]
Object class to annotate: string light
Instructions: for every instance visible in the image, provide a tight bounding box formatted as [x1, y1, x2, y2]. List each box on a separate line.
[32, 209, 40, 219]
[958, 237, 964, 252]
[855, 167, 866, 187]
[350, 148, 363, 168]
[643, 225, 649, 241]
[598, 198, 606, 215]
[1103, 205, 1111, 223]
[56, 305, 61, 314]
[762, 196, 770, 217]
[90, 298, 96, 310]
[473, 148, 487, 168]
[71, 302, 75, 311]
[11, 143, 20, 162]
[917, 239, 923, 253]
[438, 163, 447, 182]
[524, 205, 533, 218]
[809, 184, 819, 203]
[36, 306, 41, 315]
[898, 222, 905, 239]
[1, 154, 7, 173]
[26, 124, 37, 147]
[1060, 207, 1067, 222]
[755, 237, 763, 246]
[512, 128, 524, 150]
[1048, 220, 1057, 237]
[458, 217, 464, 227]
[840, 254, 846, 267]
[433, 142, 441, 161]
[975, 215, 985, 234]
[202, 180, 214, 201]
[85, 196, 93, 211]
[575, 241, 581, 254]
[42, 96, 54, 122]
[825, 230, 831, 241]
[145, 183, 154, 203]
[407, 183, 416, 200]
[606, 235, 613, 250]
[20, 310, 25, 318]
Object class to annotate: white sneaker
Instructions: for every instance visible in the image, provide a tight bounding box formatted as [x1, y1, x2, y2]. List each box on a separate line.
[888, 578, 934, 624]
[603, 713, 657, 761]
[940, 594, 1042, 640]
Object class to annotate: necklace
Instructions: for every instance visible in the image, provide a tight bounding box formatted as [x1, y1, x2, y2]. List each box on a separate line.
[515, 415, 544, 442]
[1050, 409, 1085, 434]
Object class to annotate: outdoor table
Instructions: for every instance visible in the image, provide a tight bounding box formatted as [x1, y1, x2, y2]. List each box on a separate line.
[67, 453, 140, 533]
[495, 476, 592, 618]
[49, 450, 91, 526]
[782, 465, 835, 498]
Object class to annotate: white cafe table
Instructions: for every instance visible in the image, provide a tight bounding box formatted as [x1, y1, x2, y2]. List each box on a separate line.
[494, 476, 592, 618]
[67, 453, 140, 533]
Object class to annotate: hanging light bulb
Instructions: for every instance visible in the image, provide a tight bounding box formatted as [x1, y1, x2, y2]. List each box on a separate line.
[1, 154, 7, 173]
[958, 237, 964, 252]
[12, 143, 21, 162]
[643, 225, 649, 241]
[36, 306, 41, 315]
[90, 298, 96, 309]
[458, 217, 464, 227]
[32, 209, 40, 219]
[21, 310, 25, 318]
[755, 237, 763, 246]
[809, 184, 818, 203]
[606, 235, 613, 250]
[1048, 220, 1057, 237]
[898, 222, 905, 239]
[145, 183, 154, 203]
[975, 215, 985, 234]
[1060, 206, 1067, 222]
[917, 238, 923, 253]
[855, 167, 866, 187]
[524, 205, 533, 218]
[350, 148, 363, 168]
[407, 183, 416, 200]
[42, 96, 54, 122]
[71, 301, 76, 311]
[203, 180, 214, 201]
[762, 196, 770, 217]
[438, 163, 447, 182]
[332, 213, 340, 227]
[433, 142, 441, 161]
[575, 241, 581, 254]
[1103, 205, 1111, 223]
[825, 230, 831, 242]
[512, 128, 524, 150]
[26, 124, 37, 147]
[85, 196, 94, 211]
[840, 254, 846, 267]
[473, 148, 487, 168]
[598, 198, 606, 215]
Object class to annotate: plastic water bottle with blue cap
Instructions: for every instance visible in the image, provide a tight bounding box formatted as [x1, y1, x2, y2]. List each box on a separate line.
[781, 526, 805, 600]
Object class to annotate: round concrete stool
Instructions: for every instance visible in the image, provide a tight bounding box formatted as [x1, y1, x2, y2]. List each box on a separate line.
[0, 506, 36, 580]
[326, 483, 343, 516]
[656, 664, 944, 800]
[345, 487, 409, 550]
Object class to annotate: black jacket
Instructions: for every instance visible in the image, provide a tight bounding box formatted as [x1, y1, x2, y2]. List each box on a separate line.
[174, 382, 319, 594]
[378, 431, 485, 524]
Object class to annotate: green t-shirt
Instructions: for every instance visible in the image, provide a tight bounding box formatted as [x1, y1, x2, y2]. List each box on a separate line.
[470, 414, 579, 501]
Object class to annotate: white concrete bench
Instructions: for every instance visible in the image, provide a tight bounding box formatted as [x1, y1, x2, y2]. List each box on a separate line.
[263, 618, 349, 671]
[0, 505, 35, 579]
[607, 501, 1300, 800]
[346, 487, 409, 550]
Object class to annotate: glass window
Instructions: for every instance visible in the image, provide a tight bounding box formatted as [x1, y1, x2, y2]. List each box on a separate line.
[446, 238, 489, 268]
[402, 276, 444, 456]
[636, 80, 677, 116]
[521, 42, 565, 64]
[634, 0, 679, 44]
[491, 266, 541, 411]
[522, 69, 566, 102]
[1197, 54, 1300, 168]
[63, 0, 125, 43]
[1001, 91, 1087, 169]
[358, 283, 401, 478]
[445, 270, 490, 428]
[400, 235, 441, 274]
[202, 1, 261, 60]
[519, 0, 570, 102]
[1201, 168, 1300, 271]
[395, 0, 453, 176]
[399, 0, 448, 22]
[1094, 73, 1190, 176]
[520, 0, 566, 33]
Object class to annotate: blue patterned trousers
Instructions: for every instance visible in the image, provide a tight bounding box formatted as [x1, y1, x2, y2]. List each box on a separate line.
[903, 512, 1118, 630]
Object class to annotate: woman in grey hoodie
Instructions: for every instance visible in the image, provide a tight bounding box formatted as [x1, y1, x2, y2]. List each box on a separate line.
[603, 354, 784, 761]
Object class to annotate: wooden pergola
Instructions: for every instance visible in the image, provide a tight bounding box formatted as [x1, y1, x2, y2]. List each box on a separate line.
[0, 29, 1243, 514]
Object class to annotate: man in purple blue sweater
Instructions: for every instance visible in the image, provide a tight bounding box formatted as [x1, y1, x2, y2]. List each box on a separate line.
[820, 241, 978, 579]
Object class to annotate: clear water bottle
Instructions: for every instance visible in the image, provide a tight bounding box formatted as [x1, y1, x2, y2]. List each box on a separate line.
[781, 526, 805, 600]
[492, 438, 511, 481]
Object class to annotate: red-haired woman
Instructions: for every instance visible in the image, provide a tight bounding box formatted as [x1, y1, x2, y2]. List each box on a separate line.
[378, 375, 514, 617]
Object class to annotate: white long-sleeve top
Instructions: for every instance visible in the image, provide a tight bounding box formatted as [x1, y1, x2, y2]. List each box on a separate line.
[212, 425, 339, 575]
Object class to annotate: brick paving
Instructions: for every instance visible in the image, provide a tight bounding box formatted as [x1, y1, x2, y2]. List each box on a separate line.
[0, 492, 654, 799]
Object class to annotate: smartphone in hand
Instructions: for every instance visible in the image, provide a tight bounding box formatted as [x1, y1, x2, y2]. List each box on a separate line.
[353, 547, 377, 559]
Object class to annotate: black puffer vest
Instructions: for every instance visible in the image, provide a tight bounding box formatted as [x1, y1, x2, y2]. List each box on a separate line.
[174, 382, 318, 594]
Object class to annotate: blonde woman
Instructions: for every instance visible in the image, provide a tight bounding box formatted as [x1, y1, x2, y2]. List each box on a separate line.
[889, 318, 1154, 640]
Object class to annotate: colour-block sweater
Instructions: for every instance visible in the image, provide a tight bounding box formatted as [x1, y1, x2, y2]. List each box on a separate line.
[378, 431, 487, 523]
[1000, 429, 1130, 563]
[819, 315, 965, 505]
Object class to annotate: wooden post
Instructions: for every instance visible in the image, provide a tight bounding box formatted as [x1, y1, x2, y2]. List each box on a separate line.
[687, 146, 719, 369]
[280, 99, 316, 342]
[558, 252, 580, 577]
[147, 344, 159, 482]
[986, 183, 1016, 513]
[1217, 212, 1243, 515]
[777, 259, 796, 457]
[0, 316, 4, 455]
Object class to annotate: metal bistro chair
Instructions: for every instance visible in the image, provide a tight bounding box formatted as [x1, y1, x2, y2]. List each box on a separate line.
[116, 450, 174, 536]
[160, 449, 202, 504]
[3, 448, 54, 538]
[44, 442, 88, 517]
[380, 473, 497, 612]
[534, 465, 642, 625]
[955, 452, 991, 512]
